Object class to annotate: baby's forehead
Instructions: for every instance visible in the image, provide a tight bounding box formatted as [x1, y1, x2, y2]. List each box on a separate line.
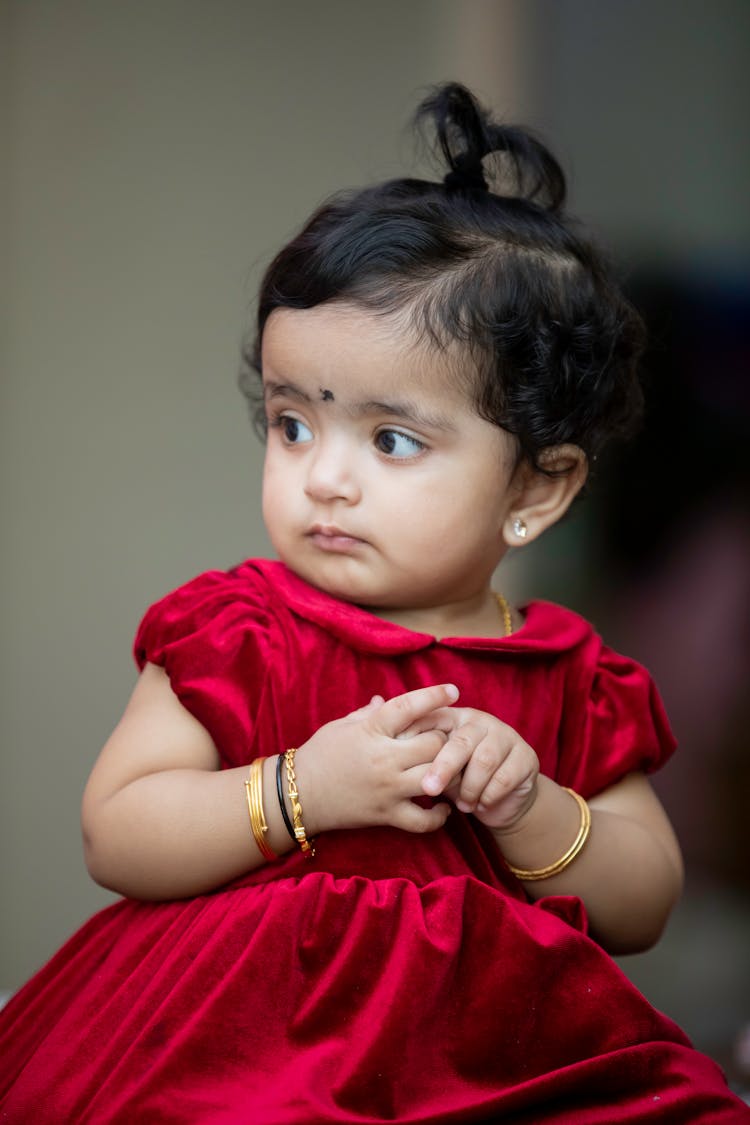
[262, 302, 478, 387]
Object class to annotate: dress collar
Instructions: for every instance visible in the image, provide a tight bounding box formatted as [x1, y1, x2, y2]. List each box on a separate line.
[241, 558, 593, 657]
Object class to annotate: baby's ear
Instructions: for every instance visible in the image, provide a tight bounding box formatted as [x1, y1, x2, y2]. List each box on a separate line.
[502, 444, 587, 547]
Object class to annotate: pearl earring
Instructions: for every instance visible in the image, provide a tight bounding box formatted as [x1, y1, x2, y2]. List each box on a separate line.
[512, 517, 528, 540]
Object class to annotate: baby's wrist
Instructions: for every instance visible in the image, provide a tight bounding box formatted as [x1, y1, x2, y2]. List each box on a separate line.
[287, 742, 327, 838]
[488, 776, 578, 860]
[273, 749, 320, 855]
[483, 780, 539, 837]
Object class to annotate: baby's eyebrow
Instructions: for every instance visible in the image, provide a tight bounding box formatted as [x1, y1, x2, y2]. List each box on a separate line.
[358, 399, 456, 432]
[264, 380, 311, 403]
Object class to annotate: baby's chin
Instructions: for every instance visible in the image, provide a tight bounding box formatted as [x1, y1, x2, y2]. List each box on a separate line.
[273, 545, 435, 613]
[275, 554, 374, 606]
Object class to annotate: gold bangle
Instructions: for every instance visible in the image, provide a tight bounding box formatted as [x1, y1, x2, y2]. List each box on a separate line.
[505, 788, 591, 882]
[244, 757, 277, 862]
[283, 748, 315, 859]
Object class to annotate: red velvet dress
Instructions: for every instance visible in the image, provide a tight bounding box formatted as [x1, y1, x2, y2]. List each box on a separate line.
[1, 559, 747, 1123]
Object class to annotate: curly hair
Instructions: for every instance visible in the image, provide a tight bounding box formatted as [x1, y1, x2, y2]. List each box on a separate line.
[240, 82, 645, 474]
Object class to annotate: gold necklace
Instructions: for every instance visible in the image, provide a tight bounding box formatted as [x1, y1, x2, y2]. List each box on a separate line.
[495, 592, 513, 637]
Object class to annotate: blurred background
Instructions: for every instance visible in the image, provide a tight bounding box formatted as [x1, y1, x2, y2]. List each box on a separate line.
[2, 0, 748, 1087]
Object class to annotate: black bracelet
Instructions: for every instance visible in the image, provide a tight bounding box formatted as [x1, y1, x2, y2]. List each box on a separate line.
[276, 752, 296, 841]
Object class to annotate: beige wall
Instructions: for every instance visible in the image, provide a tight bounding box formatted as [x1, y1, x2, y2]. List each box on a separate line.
[1, 0, 530, 989]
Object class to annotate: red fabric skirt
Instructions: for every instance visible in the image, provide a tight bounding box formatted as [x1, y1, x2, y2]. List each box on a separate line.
[1, 871, 747, 1123]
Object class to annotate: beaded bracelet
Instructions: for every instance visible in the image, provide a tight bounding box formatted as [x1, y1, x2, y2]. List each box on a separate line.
[244, 757, 277, 862]
[276, 752, 296, 842]
[283, 748, 316, 859]
[505, 788, 590, 882]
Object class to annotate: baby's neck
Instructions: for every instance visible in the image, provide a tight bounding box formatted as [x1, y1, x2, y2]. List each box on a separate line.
[368, 591, 515, 640]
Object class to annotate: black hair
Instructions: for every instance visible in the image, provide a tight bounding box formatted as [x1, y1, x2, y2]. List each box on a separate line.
[240, 82, 646, 474]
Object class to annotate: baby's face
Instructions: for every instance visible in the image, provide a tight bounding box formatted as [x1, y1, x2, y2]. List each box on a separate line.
[260, 303, 518, 611]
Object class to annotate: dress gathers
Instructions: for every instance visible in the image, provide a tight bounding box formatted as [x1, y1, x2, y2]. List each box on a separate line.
[1, 559, 747, 1123]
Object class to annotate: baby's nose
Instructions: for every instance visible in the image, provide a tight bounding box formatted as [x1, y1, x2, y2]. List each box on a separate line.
[304, 440, 361, 504]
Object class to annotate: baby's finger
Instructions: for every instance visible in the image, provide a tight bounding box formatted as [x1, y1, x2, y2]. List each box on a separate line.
[455, 735, 515, 811]
[395, 730, 449, 772]
[374, 684, 459, 739]
[392, 797, 452, 835]
[398, 705, 462, 740]
[474, 744, 537, 814]
[420, 720, 488, 796]
[401, 756, 453, 798]
[343, 695, 385, 723]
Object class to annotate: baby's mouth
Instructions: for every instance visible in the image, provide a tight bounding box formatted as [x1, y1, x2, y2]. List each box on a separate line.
[307, 524, 367, 552]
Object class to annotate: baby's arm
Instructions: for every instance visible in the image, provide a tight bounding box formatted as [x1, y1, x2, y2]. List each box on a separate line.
[81, 664, 454, 900]
[420, 708, 684, 954]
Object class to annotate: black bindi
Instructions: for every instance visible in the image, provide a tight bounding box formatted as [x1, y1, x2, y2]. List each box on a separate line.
[320, 388, 335, 402]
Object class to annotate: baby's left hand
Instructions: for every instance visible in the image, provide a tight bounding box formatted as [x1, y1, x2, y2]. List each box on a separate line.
[418, 707, 539, 830]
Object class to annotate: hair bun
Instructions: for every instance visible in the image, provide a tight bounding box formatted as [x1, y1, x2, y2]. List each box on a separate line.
[443, 152, 488, 193]
[416, 82, 566, 211]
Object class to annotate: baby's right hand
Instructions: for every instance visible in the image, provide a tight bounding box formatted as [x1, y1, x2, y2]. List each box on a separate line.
[294, 683, 459, 836]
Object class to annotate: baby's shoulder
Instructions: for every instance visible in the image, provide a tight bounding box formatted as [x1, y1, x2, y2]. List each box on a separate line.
[133, 558, 289, 669]
[523, 603, 677, 787]
[516, 599, 600, 657]
[519, 599, 655, 683]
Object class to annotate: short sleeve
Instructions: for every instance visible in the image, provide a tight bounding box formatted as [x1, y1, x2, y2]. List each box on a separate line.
[133, 566, 273, 767]
[557, 642, 677, 798]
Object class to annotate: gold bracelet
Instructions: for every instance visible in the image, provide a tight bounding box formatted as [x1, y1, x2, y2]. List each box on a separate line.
[283, 748, 315, 859]
[244, 757, 277, 862]
[505, 788, 591, 882]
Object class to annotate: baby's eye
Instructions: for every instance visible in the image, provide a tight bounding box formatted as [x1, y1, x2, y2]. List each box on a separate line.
[279, 416, 313, 445]
[375, 429, 425, 459]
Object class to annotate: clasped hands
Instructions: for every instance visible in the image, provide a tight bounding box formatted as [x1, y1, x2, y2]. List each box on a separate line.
[298, 683, 539, 836]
